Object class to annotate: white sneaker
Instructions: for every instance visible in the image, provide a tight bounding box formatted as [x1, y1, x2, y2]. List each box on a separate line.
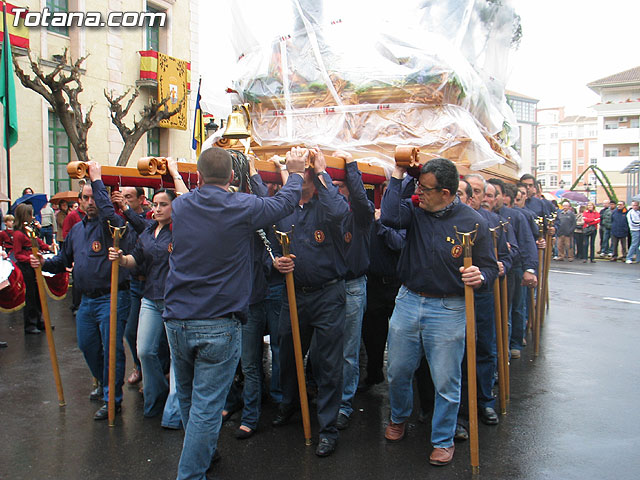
[626, 260, 633, 264]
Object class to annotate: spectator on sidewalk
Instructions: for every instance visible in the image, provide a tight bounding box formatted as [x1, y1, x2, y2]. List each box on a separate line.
[626, 201, 640, 263]
[555, 201, 576, 261]
[611, 201, 629, 261]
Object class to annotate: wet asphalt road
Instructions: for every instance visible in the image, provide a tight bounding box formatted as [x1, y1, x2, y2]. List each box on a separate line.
[1, 258, 639, 480]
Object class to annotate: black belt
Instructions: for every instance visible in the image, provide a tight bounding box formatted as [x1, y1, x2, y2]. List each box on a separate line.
[83, 281, 130, 299]
[296, 278, 340, 294]
[407, 286, 462, 299]
[370, 273, 399, 285]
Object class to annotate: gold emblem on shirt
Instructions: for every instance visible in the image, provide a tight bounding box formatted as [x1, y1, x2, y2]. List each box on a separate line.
[168, 243, 173, 253]
[92, 241, 102, 253]
[451, 244, 462, 259]
[314, 230, 325, 243]
[344, 232, 352, 243]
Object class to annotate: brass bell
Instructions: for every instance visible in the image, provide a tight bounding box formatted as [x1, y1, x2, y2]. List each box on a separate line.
[222, 104, 251, 139]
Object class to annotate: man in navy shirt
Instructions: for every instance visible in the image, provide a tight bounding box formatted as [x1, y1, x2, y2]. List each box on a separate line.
[488, 179, 538, 359]
[32, 162, 133, 420]
[463, 174, 511, 428]
[271, 148, 350, 458]
[163, 147, 305, 479]
[332, 151, 375, 431]
[381, 158, 497, 467]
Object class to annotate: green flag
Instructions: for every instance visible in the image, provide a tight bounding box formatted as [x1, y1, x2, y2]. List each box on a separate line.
[0, 5, 18, 149]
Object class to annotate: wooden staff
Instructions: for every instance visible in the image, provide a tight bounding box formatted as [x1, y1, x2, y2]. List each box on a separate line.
[25, 225, 65, 406]
[534, 217, 545, 357]
[542, 214, 555, 322]
[499, 221, 511, 402]
[108, 222, 126, 426]
[455, 224, 480, 473]
[274, 227, 312, 446]
[527, 287, 535, 336]
[488, 226, 506, 415]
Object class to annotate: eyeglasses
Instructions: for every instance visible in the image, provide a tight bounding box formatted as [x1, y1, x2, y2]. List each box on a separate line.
[415, 180, 442, 193]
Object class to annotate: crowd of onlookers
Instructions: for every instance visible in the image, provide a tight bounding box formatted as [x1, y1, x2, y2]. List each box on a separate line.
[553, 198, 640, 264]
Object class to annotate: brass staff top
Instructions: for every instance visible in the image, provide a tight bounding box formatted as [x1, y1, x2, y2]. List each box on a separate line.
[454, 224, 479, 258]
[273, 226, 295, 257]
[108, 222, 127, 251]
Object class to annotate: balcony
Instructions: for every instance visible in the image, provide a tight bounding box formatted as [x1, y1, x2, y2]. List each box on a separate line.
[601, 127, 640, 145]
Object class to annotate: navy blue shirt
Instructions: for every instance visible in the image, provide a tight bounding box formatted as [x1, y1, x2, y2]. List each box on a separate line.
[518, 205, 542, 241]
[525, 196, 551, 218]
[163, 174, 303, 321]
[43, 179, 132, 292]
[130, 222, 172, 301]
[477, 208, 512, 275]
[342, 162, 374, 280]
[496, 206, 538, 273]
[381, 177, 498, 296]
[368, 219, 405, 278]
[275, 171, 350, 288]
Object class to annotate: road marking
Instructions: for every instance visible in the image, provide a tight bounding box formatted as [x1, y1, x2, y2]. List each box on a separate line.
[548, 269, 592, 276]
[603, 297, 640, 305]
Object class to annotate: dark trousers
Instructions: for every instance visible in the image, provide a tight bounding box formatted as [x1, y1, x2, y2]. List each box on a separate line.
[574, 232, 585, 259]
[124, 279, 145, 370]
[278, 280, 345, 440]
[584, 231, 597, 261]
[17, 262, 42, 332]
[612, 236, 628, 259]
[361, 275, 400, 383]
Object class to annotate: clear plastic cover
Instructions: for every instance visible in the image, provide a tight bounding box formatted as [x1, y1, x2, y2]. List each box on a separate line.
[229, 0, 521, 171]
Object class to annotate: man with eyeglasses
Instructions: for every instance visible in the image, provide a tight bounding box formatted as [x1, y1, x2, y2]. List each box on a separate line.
[520, 174, 554, 218]
[31, 162, 133, 420]
[381, 158, 498, 466]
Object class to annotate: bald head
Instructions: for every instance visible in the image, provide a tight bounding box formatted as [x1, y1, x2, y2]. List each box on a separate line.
[197, 147, 233, 185]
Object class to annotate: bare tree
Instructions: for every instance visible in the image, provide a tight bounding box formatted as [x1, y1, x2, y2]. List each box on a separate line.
[13, 49, 183, 167]
[104, 88, 184, 166]
[13, 49, 92, 163]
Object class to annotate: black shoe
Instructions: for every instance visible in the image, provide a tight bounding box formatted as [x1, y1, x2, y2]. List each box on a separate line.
[37, 324, 54, 331]
[336, 412, 350, 430]
[235, 426, 256, 440]
[479, 407, 499, 425]
[94, 402, 121, 420]
[25, 327, 41, 334]
[206, 450, 221, 474]
[315, 437, 337, 457]
[0, 341, 7, 348]
[272, 405, 297, 427]
[221, 403, 241, 424]
[89, 384, 103, 402]
[454, 423, 469, 441]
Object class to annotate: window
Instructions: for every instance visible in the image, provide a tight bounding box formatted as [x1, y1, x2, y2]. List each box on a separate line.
[590, 157, 598, 166]
[538, 176, 546, 187]
[146, 5, 161, 50]
[630, 146, 639, 156]
[562, 175, 572, 185]
[550, 129, 558, 139]
[562, 159, 572, 170]
[537, 160, 546, 171]
[48, 113, 71, 194]
[605, 122, 618, 130]
[588, 126, 597, 137]
[147, 128, 160, 156]
[631, 118, 639, 128]
[47, 0, 68, 36]
[604, 148, 619, 157]
[549, 175, 558, 187]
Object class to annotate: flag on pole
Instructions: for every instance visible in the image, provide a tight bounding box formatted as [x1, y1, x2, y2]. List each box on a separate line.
[0, 2, 17, 149]
[192, 77, 205, 157]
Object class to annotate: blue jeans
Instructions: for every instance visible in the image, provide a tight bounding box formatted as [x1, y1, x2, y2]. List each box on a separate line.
[474, 290, 496, 409]
[77, 291, 131, 404]
[165, 318, 241, 480]
[239, 296, 282, 430]
[627, 230, 640, 262]
[340, 275, 367, 417]
[601, 227, 612, 254]
[138, 298, 174, 418]
[40, 225, 53, 244]
[125, 279, 145, 370]
[387, 286, 465, 448]
[162, 361, 182, 429]
[507, 266, 526, 351]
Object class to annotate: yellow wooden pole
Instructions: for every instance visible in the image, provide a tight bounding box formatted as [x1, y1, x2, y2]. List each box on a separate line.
[26, 226, 65, 406]
[489, 228, 506, 415]
[274, 227, 312, 446]
[108, 223, 126, 426]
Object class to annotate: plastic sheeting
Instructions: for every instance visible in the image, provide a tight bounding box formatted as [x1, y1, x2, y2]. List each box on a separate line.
[228, 0, 521, 171]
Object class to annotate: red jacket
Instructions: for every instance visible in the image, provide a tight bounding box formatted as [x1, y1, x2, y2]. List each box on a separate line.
[12, 230, 49, 263]
[62, 209, 86, 239]
[583, 210, 600, 228]
[0, 229, 14, 252]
